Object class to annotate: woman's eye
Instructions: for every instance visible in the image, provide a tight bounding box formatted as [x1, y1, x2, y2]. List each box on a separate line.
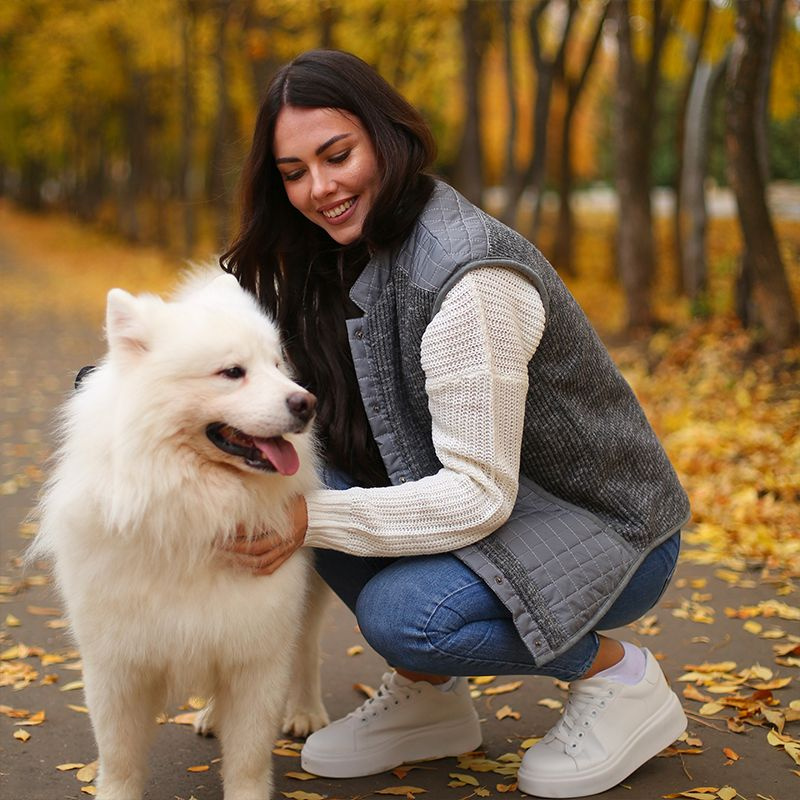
[329, 149, 351, 165]
[219, 366, 246, 380]
[283, 170, 304, 182]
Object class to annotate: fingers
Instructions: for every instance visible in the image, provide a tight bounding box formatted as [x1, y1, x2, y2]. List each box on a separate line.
[220, 532, 297, 576]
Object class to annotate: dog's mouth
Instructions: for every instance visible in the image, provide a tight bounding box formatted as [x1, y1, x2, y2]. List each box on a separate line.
[206, 423, 300, 476]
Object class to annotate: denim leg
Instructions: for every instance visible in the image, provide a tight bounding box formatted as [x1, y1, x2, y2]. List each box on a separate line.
[351, 533, 681, 681]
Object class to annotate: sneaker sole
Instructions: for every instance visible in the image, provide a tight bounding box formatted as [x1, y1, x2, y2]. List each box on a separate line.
[517, 690, 687, 798]
[300, 715, 482, 779]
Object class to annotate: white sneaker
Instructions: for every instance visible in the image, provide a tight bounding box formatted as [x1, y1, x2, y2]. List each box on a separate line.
[517, 649, 686, 798]
[300, 671, 482, 778]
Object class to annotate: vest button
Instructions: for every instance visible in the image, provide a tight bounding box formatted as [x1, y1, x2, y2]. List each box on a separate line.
[371, 404, 380, 413]
[355, 329, 364, 339]
[399, 476, 407, 483]
[494, 575, 503, 584]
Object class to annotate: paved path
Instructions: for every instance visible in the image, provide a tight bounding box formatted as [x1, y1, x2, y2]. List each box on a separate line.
[1, 210, 796, 799]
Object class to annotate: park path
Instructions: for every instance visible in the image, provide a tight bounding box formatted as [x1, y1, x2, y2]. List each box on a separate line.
[0, 201, 797, 799]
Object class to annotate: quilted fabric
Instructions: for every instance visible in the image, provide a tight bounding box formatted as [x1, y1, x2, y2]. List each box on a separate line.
[347, 181, 690, 664]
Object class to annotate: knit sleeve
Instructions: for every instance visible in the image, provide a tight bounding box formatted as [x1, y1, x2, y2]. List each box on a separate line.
[303, 266, 545, 556]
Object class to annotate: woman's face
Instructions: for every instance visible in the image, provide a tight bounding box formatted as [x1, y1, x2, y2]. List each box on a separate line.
[273, 106, 381, 246]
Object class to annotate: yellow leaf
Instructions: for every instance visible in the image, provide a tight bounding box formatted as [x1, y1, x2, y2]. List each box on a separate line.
[5, 614, 20, 626]
[475, 790, 490, 797]
[471, 675, 497, 685]
[497, 783, 518, 793]
[716, 789, 737, 800]
[26, 605, 61, 616]
[13, 729, 31, 742]
[280, 792, 328, 800]
[60, 680, 84, 692]
[537, 697, 563, 710]
[57, 763, 85, 771]
[187, 765, 209, 772]
[285, 772, 317, 781]
[76, 761, 98, 782]
[521, 737, 542, 749]
[699, 702, 725, 716]
[15, 709, 45, 726]
[346, 645, 363, 656]
[722, 747, 739, 761]
[743, 621, 762, 634]
[482, 680, 523, 696]
[80, 789, 96, 796]
[353, 682, 375, 698]
[273, 748, 302, 757]
[67, 705, 89, 714]
[449, 773, 479, 786]
[375, 788, 427, 796]
[171, 712, 198, 725]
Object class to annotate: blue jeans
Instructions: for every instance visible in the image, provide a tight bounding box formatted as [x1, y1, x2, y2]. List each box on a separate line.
[314, 468, 680, 682]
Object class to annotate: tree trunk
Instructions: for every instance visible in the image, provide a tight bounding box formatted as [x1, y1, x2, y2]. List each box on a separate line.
[502, 0, 575, 235]
[613, 0, 674, 333]
[180, 1, 197, 257]
[209, 1, 233, 251]
[726, 0, 798, 348]
[672, 0, 710, 294]
[553, 1, 607, 274]
[680, 52, 727, 313]
[453, 0, 490, 205]
[500, 0, 518, 200]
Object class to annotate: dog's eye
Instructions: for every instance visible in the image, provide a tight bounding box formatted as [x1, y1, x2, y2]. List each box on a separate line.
[219, 366, 246, 380]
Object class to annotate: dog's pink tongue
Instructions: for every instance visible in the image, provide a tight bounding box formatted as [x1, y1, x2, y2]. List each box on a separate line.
[253, 436, 300, 476]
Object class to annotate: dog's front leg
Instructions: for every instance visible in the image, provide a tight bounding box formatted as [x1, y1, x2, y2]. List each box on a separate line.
[215, 660, 289, 800]
[82, 658, 165, 800]
[282, 572, 331, 737]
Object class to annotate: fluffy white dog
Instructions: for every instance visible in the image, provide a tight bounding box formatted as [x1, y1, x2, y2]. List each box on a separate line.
[32, 271, 329, 800]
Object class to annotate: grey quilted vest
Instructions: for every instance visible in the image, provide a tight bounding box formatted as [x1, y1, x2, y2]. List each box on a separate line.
[346, 181, 690, 665]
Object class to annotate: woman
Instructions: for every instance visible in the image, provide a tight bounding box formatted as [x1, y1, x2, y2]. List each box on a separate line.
[222, 49, 690, 798]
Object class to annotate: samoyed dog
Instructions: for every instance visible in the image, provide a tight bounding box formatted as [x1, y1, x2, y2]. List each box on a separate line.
[31, 271, 329, 800]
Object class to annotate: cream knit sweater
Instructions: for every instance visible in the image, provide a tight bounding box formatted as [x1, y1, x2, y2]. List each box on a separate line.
[304, 266, 546, 556]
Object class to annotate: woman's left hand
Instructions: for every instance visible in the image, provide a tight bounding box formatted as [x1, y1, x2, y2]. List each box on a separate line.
[220, 495, 308, 576]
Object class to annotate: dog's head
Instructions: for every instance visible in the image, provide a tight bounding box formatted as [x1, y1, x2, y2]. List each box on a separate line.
[102, 271, 316, 477]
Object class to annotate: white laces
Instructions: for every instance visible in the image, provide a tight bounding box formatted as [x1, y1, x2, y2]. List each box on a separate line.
[350, 672, 423, 722]
[551, 681, 616, 750]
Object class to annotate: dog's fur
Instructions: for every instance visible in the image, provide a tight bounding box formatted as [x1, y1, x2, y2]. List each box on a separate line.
[31, 272, 329, 800]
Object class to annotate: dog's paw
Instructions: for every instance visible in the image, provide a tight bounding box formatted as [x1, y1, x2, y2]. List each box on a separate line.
[192, 703, 215, 737]
[282, 705, 330, 738]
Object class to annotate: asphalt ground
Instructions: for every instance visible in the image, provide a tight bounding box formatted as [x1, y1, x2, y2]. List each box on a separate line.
[1, 209, 797, 800]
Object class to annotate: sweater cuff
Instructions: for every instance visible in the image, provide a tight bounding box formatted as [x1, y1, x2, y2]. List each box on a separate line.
[303, 488, 357, 550]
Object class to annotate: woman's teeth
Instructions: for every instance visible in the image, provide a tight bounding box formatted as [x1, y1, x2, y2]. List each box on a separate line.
[322, 198, 355, 219]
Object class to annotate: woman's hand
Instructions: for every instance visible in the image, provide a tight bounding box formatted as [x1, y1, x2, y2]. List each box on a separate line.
[221, 495, 308, 576]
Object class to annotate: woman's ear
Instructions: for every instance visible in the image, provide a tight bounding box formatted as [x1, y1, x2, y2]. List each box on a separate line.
[105, 289, 150, 356]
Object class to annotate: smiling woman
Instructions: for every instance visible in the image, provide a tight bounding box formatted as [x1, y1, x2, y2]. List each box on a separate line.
[219, 49, 691, 799]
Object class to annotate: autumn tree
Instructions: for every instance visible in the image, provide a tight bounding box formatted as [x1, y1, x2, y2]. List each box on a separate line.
[552, 0, 607, 274]
[613, 0, 681, 333]
[725, 0, 798, 349]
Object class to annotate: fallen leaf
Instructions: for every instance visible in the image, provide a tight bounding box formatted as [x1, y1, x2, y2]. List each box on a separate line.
[13, 729, 30, 742]
[537, 697, 563, 710]
[722, 747, 740, 761]
[375, 788, 426, 796]
[449, 773, 479, 786]
[187, 765, 209, 773]
[346, 645, 363, 656]
[285, 772, 317, 781]
[280, 792, 327, 800]
[482, 680, 523, 696]
[495, 704, 521, 720]
[353, 682, 375, 698]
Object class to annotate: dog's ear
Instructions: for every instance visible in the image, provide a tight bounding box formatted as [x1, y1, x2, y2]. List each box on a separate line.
[106, 289, 149, 355]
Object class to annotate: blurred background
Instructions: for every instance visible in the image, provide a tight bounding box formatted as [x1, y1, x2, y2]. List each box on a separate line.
[1, 0, 798, 344]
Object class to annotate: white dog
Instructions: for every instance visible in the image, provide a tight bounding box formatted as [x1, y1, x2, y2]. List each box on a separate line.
[31, 271, 329, 800]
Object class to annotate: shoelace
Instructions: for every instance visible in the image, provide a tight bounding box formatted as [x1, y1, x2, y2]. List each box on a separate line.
[551, 682, 616, 750]
[348, 672, 422, 721]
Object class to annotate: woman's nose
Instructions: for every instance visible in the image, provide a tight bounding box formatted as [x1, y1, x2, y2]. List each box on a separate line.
[310, 168, 335, 202]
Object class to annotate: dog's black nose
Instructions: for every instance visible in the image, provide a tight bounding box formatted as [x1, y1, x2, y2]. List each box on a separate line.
[287, 391, 316, 422]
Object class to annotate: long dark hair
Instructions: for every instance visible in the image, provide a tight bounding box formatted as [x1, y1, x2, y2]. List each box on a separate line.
[222, 50, 436, 486]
